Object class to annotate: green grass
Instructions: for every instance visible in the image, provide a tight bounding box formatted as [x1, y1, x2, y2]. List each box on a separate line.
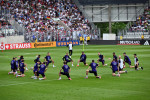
[0, 45, 150, 100]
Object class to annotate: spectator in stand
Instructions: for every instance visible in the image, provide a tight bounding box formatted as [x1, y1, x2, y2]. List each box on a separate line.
[0, 0, 91, 42]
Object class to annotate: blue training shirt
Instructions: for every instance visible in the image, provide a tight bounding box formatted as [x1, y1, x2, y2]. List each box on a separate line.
[113, 55, 118, 61]
[15, 61, 18, 68]
[124, 55, 131, 63]
[90, 62, 98, 72]
[45, 56, 51, 61]
[20, 62, 25, 71]
[11, 60, 15, 69]
[80, 54, 86, 61]
[111, 61, 118, 71]
[63, 55, 70, 61]
[62, 65, 70, 73]
[39, 64, 46, 73]
[99, 55, 103, 60]
[34, 63, 38, 71]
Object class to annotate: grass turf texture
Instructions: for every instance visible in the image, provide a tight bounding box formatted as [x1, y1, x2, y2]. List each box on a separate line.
[0, 45, 150, 100]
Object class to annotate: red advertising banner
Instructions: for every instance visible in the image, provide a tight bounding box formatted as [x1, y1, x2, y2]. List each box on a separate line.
[0, 42, 5, 50]
[5, 43, 31, 50]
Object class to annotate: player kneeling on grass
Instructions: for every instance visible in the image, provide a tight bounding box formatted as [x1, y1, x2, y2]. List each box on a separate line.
[110, 58, 120, 77]
[86, 60, 101, 79]
[8, 57, 17, 75]
[97, 52, 107, 66]
[37, 62, 47, 80]
[118, 56, 127, 74]
[77, 52, 88, 66]
[16, 60, 26, 77]
[31, 61, 41, 79]
[18, 55, 28, 71]
[44, 52, 56, 68]
[63, 53, 74, 66]
[59, 62, 72, 80]
[123, 52, 135, 68]
[134, 54, 143, 70]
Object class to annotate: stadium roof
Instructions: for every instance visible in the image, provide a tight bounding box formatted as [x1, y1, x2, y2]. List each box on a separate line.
[78, 0, 148, 5]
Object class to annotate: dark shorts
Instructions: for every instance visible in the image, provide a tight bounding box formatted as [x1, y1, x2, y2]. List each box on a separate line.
[99, 59, 105, 65]
[46, 61, 52, 67]
[89, 70, 97, 76]
[12, 68, 16, 72]
[126, 61, 131, 65]
[38, 71, 45, 77]
[112, 69, 118, 73]
[135, 64, 139, 70]
[20, 70, 24, 74]
[69, 50, 73, 55]
[119, 67, 123, 71]
[80, 60, 86, 65]
[33, 69, 38, 73]
[60, 72, 70, 78]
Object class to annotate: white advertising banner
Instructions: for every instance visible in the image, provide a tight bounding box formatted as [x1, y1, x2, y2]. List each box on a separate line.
[103, 33, 116, 40]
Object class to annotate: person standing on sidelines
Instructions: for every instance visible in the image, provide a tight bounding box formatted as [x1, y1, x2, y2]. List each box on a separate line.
[67, 42, 73, 58]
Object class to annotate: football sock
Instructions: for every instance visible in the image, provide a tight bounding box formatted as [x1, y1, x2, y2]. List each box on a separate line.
[39, 78, 44, 80]
[9, 72, 13, 74]
[116, 74, 120, 77]
[26, 67, 28, 70]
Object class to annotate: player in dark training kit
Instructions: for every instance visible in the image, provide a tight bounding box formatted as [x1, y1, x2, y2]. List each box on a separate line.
[44, 52, 56, 68]
[37, 62, 47, 80]
[15, 57, 19, 74]
[63, 53, 74, 66]
[134, 54, 143, 70]
[34, 55, 41, 63]
[16, 60, 26, 77]
[123, 52, 134, 68]
[8, 57, 16, 75]
[59, 62, 72, 80]
[77, 52, 88, 66]
[110, 58, 120, 77]
[113, 52, 118, 61]
[86, 60, 101, 79]
[18, 55, 28, 71]
[31, 61, 41, 79]
[97, 52, 107, 66]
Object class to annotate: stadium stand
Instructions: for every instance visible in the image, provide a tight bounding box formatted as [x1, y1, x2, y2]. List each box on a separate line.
[121, 7, 150, 40]
[79, 0, 148, 5]
[0, 0, 92, 42]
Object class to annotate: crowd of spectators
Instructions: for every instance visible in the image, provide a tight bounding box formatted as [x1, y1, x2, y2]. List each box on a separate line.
[129, 7, 150, 32]
[1, 0, 92, 42]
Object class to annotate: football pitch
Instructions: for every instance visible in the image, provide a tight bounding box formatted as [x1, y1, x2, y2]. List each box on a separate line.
[0, 45, 150, 100]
